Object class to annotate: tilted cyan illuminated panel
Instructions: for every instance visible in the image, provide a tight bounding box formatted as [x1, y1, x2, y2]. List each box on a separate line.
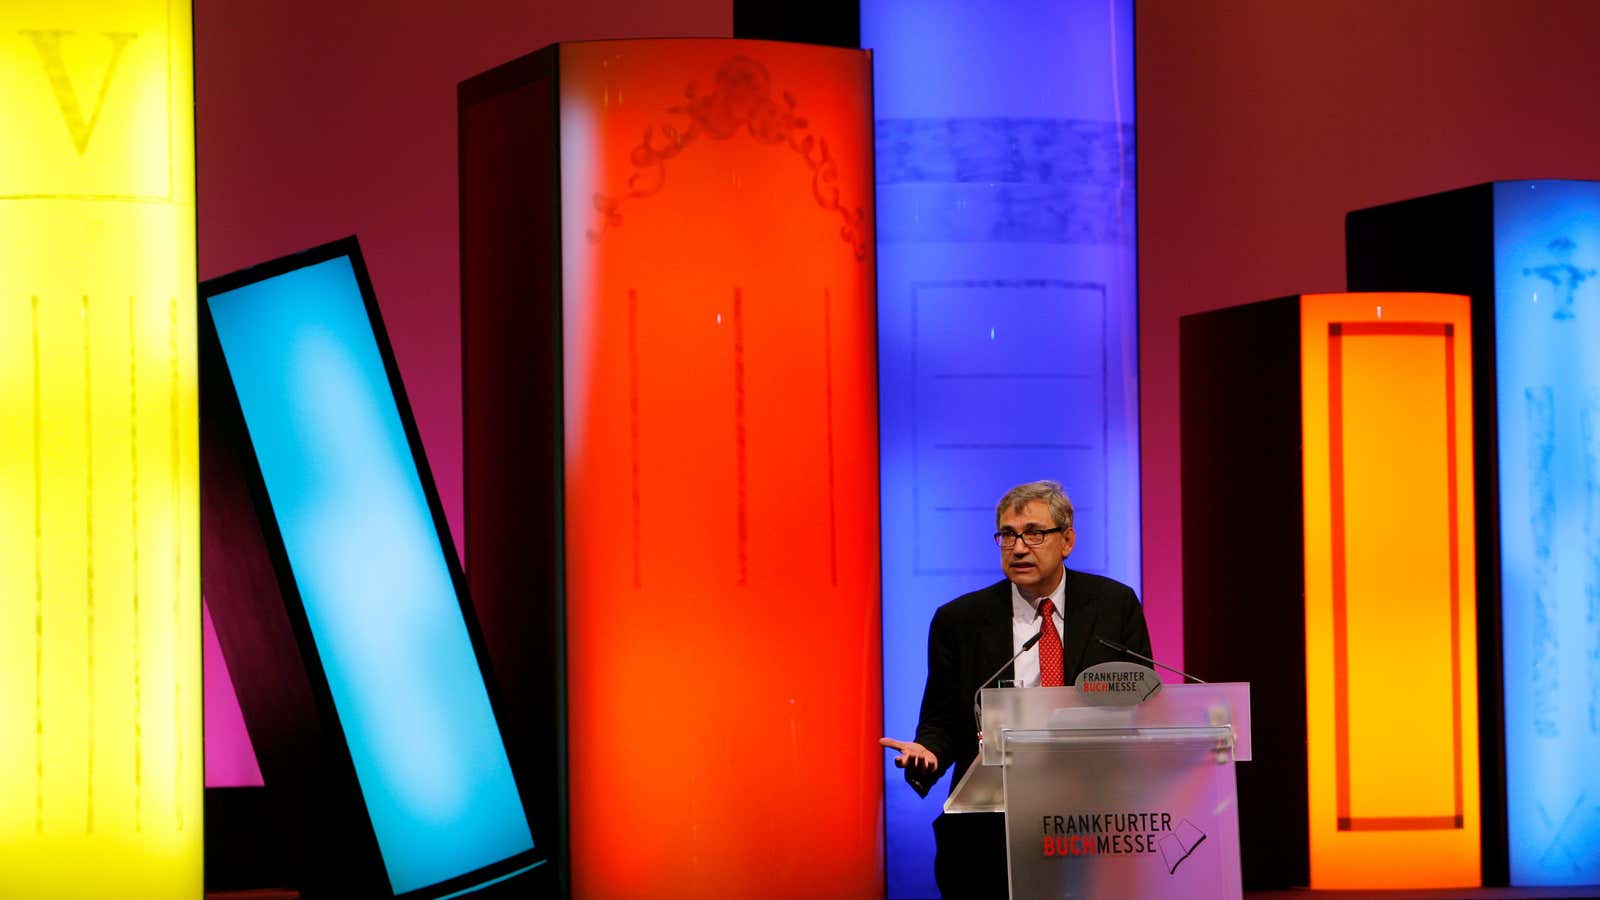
[1349, 180, 1600, 886]
[460, 39, 882, 899]
[0, 3, 202, 897]
[1181, 293, 1480, 890]
[861, 3, 1139, 893]
[1300, 293, 1480, 887]
[202, 243, 538, 897]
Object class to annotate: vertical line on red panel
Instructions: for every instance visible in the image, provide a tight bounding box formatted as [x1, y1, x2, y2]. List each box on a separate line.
[823, 288, 838, 586]
[1328, 324, 1350, 831]
[33, 295, 44, 834]
[82, 296, 96, 833]
[1443, 326, 1464, 822]
[628, 288, 642, 588]
[129, 295, 143, 829]
[169, 296, 183, 830]
[733, 287, 749, 586]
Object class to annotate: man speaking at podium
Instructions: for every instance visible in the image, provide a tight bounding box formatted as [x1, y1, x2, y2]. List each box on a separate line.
[879, 480, 1153, 899]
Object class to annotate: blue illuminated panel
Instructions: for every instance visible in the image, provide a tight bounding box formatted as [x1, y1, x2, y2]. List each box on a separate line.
[1493, 180, 1600, 886]
[864, 2, 1139, 895]
[207, 256, 534, 895]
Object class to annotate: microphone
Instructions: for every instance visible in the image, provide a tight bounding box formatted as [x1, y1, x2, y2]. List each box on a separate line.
[973, 628, 1044, 732]
[1096, 637, 1209, 684]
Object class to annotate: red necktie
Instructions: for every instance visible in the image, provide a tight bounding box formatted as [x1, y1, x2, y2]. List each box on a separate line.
[1038, 597, 1064, 687]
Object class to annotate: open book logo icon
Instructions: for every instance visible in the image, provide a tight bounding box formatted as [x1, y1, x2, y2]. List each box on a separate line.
[1157, 818, 1206, 874]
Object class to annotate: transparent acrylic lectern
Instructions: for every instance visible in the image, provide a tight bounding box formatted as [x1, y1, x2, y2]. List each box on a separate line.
[946, 683, 1251, 899]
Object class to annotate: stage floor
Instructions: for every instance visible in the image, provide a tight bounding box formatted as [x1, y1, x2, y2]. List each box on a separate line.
[206, 888, 1600, 899]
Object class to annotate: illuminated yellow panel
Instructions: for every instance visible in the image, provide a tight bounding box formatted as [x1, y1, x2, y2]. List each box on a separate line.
[1301, 293, 1479, 888]
[0, 2, 201, 897]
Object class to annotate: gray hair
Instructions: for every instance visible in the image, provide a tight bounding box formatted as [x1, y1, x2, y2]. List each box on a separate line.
[995, 480, 1075, 531]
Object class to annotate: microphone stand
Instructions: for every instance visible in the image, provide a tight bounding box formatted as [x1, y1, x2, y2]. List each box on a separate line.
[973, 628, 1044, 735]
[1096, 636, 1209, 684]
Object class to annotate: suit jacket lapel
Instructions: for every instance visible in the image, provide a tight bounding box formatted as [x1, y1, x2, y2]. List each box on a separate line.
[1060, 568, 1099, 683]
[978, 581, 1014, 686]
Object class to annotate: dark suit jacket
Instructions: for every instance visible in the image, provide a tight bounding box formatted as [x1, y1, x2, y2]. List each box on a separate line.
[907, 569, 1154, 796]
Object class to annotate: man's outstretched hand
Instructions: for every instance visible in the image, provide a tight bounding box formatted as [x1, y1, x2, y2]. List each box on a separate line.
[879, 737, 938, 772]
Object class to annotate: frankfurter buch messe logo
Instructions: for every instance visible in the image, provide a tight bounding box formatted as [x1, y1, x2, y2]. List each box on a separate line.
[1073, 660, 1161, 705]
[1040, 811, 1207, 874]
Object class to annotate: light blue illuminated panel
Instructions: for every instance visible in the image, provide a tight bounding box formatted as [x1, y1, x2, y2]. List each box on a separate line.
[864, 1, 1139, 896]
[207, 256, 534, 895]
[1493, 180, 1600, 886]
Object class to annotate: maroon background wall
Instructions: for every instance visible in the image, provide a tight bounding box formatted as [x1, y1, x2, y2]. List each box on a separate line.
[194, 0, 732, 553]
[193, 0, 1600, 722]
[1137, 0, 1600, 671]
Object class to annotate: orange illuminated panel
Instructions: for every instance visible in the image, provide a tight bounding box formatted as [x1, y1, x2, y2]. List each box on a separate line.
[1300, 293, 1479, 887]
[557, 40, 881, 899]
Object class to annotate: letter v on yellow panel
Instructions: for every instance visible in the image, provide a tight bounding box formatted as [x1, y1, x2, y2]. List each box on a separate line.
[0, 1, 201, 898]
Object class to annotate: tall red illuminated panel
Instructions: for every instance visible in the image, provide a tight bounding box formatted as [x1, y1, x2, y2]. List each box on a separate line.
[460, 40, 881, 898]
[1181, 293, 1480, 889]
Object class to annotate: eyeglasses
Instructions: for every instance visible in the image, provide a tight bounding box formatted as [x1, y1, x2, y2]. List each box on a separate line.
[993, 527, 1066, 549]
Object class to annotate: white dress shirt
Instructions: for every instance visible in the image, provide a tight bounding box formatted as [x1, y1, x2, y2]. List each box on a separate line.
[1010, 575, 1067, 687]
